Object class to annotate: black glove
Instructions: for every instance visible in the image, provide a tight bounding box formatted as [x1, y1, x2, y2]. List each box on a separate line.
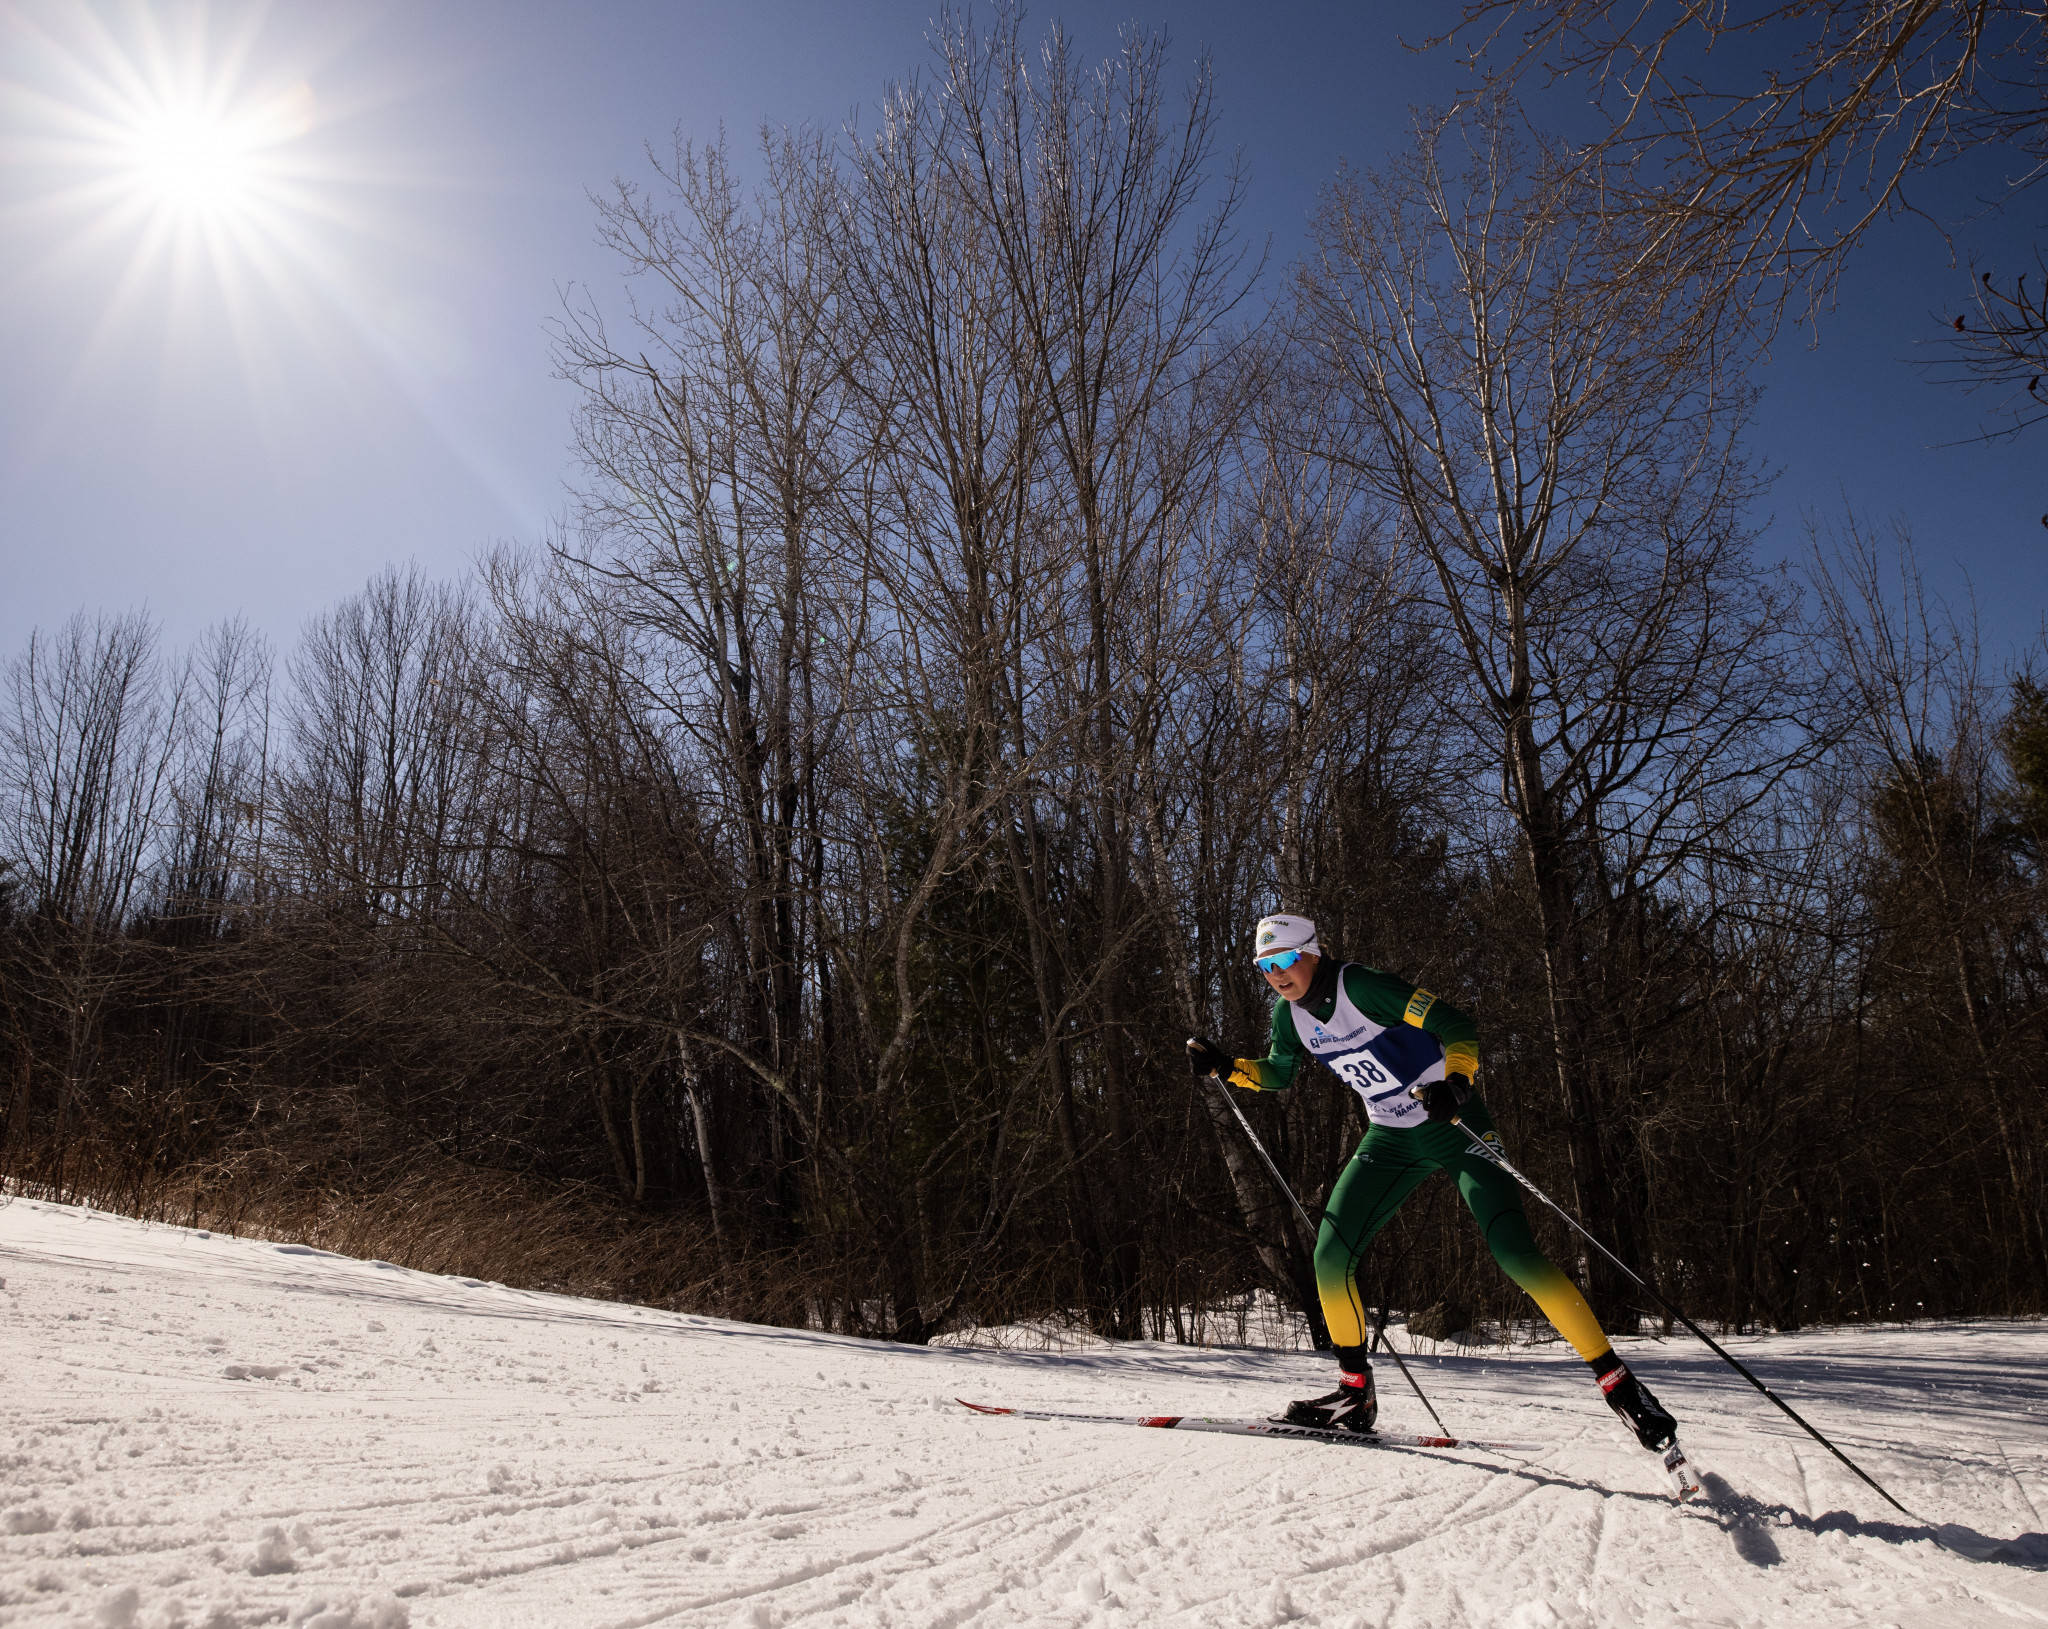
[1412, 1074, 1473, 1123]
[1187, 1036, 1232, 1080]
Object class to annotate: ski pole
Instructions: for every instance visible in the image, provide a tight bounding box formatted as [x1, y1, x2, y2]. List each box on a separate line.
[1207, 1077, 1453, 1438]
[1453, 1118, 1919, 1520]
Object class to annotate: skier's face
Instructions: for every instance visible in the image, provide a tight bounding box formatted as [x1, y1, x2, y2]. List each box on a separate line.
[1262, 950, 1317, 1001]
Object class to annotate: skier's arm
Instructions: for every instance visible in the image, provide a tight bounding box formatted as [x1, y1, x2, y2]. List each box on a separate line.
[1224, 999, 1306, 1092]
[1344, 965, 1479, 1079]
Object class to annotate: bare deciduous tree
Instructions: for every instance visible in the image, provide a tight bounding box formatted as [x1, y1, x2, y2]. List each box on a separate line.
[1296, 99, 1816, 1318]
[920, 10, 1267, 1335]
[1811, 519, 2046, 1286]
[0, 610, 181, 1192]
[1445, 0, 2048, 294]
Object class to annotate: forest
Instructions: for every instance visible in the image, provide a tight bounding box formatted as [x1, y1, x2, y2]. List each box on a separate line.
[4, 11, 2044, 1350]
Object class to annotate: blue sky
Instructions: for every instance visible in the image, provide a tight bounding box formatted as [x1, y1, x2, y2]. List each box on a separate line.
[2, 0, 2040, 671]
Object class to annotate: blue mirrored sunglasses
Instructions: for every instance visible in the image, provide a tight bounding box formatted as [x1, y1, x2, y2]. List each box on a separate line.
[1254, 948, 1304, 973]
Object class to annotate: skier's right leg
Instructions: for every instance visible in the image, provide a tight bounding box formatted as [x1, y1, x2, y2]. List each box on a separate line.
[1313, 1128, 1435, 1347]
[1281, 1130, 1433, 1433]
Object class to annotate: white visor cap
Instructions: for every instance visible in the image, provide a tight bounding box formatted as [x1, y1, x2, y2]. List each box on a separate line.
[1254, 914, 1320, 963]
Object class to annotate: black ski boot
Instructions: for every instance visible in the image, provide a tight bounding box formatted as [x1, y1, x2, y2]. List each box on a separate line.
[1592, 1353, 1677, 1450]
[1279, 1351, 1377, 1434]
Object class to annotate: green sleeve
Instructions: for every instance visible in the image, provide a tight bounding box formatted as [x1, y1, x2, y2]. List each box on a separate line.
[1341, 965, 1480, 1078]
[1225, 999, 1304, 1092]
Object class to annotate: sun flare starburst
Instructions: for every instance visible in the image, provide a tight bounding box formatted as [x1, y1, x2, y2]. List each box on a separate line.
[7, 8, 328, 287]
[6, 4, 523, 524]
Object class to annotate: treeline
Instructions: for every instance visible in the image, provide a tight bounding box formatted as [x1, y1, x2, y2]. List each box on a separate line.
[3, 22, 2043, 1344]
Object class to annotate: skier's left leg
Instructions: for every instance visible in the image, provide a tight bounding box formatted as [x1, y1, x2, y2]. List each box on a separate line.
[1448, 1114, 1678, 1450]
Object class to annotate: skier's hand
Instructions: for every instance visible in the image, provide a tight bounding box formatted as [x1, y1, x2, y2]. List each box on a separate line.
[1412, 1074, 1473, 1123]
[1187, 1036, 1232, 1080]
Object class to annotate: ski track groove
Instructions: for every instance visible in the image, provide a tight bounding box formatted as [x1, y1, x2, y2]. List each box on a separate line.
[1586, 1484, 1616, 1597]
[1151, 1453, 1556, 1622]
[2000, 1437, 2048, 1529]
[588, 1440, 1182, 1627]
[378, 1435, 1122, 1622]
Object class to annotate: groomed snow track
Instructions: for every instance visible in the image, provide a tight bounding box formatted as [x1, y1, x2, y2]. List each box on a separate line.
[3, 1197, 2045, 1628]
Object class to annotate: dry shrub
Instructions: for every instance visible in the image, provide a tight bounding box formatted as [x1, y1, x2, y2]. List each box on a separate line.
[3, 1117, 747, 1319]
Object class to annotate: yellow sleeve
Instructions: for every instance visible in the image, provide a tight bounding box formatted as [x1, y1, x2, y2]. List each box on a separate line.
[1225, 1059, 1285, 1091]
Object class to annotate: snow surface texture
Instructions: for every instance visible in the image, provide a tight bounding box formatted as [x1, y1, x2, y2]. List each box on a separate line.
[3, 1198, 2046, 1628]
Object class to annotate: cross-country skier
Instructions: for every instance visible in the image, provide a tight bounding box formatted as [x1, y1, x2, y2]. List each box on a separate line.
[1186, 912, 1678, 1455]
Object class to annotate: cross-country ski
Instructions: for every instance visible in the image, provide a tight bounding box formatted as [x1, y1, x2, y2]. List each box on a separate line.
[957, 1397, 1543, 1454]
[959, 1399, 1705, 1499]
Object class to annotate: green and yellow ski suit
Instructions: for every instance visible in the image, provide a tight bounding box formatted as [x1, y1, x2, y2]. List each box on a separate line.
[1225, 957, 1613, 1362]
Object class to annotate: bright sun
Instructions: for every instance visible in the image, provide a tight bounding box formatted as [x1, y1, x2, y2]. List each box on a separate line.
[113, 78, 315, 233]
[126, 104, 262, 218]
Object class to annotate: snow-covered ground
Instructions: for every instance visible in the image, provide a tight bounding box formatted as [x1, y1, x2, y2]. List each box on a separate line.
[3, 1198, 2045, 1629]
